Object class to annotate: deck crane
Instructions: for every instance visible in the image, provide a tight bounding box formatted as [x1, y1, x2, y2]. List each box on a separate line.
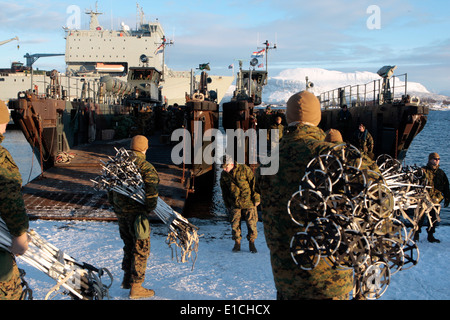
[23, 53, 65, 92]
[24, 53, 65, 68]
[0, 36, 19, 47]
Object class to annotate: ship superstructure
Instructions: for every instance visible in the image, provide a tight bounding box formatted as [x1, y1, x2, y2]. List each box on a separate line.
[0, 4, 234, 106]
[65, 5, 165, 77]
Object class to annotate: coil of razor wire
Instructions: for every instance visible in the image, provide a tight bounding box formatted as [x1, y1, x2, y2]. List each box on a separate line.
[0, 218, 113, 300]
[287, 144, 437, 300]
[91, 147, 200, 270]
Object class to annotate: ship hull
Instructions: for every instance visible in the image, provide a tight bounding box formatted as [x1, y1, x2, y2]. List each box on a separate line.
[320, 102, 428, 161]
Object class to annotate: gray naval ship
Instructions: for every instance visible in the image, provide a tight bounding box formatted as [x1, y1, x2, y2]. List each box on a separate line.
[0, 4, 234, 106]
[4, 4, 233, 174]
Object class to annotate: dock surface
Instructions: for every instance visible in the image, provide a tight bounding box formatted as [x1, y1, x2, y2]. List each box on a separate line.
[22, 134, 187, 221]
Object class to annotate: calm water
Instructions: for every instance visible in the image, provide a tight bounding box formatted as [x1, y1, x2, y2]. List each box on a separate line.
[2, 129, 42, 185]
[3, 109, 450, 223]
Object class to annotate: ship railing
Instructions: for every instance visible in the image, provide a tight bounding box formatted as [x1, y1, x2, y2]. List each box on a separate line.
[319, 73, 408, 110]
[13, 71, 131, 112]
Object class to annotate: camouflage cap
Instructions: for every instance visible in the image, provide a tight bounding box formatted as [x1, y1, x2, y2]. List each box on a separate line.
[0, 100, 10, 125]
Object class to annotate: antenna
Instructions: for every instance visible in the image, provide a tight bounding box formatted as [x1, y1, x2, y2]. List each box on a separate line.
[259, 40, 277, 76]
[136, 3, 138, 30]
[155, 35, 174, 82]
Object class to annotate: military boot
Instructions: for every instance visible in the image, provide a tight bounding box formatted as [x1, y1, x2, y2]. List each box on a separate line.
[232, 240, 241, 252]
[129, 283, 155, 299]
[427, 233, 440, 243]
[249, 240, 257, 253]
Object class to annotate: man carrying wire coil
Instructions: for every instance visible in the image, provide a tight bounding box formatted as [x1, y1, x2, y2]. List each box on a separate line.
[257, 91, 380, 300]
[415, 152, 450, 243]
[107, 135, 159, 299]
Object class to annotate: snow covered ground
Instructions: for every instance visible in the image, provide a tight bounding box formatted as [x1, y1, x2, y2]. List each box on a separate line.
[16, 217, 450, 302]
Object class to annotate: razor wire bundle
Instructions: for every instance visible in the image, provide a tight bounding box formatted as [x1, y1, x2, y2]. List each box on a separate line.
[287, 143, 437, 300]
[91, 147, 199, 269]
[0, 217, 113, 300]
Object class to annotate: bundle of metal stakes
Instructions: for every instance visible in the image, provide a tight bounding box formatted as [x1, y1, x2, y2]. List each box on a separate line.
[0, 217, 113, 300]
[91, 147, 200, 269]
[287, 144, 436, 300]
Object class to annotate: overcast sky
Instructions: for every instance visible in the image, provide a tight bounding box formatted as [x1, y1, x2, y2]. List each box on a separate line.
[1, 0, 449, 95]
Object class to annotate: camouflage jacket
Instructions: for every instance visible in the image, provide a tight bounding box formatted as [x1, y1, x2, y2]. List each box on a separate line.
[354, 129, 374, 154]
[257, 124, 358, 299]
[220, 163, 260, 210]
[108, 151, 159, 217]
[0, 134, 29, 238]
[422, 164, 450, 204]
[268, 123, 284, 141]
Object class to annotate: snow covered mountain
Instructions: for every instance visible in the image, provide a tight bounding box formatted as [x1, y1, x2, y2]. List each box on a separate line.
[224, 68, 450, 109]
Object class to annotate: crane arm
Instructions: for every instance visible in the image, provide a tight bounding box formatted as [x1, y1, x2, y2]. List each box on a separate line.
[0, 36, 19, 46]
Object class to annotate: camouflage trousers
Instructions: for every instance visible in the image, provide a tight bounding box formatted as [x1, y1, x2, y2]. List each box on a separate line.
[0, 260, 22, 300]
[117, 215, 150, 284]
[417, 206, 440, 234]
[229, 207, 258, 242]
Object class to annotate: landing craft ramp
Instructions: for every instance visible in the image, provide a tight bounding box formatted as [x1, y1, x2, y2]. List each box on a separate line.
[21, 135, 186, 221]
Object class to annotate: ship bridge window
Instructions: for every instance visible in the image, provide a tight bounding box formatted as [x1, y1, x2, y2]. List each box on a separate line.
[131, 69, 155, 80]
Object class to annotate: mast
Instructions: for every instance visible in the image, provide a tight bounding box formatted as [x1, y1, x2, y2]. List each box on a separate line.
[86, 2, 103, 30]
[261, 40, 276, 79]
[156, 35, 173, 82]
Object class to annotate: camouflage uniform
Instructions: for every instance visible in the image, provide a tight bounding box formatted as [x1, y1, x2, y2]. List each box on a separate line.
[220, 163, 260, 242]
[423, 164, 450, 205]
[108, 151, 159, 285]
[417, 163, 450, 237]
[268, 123, 284, 141]
[353, 128, 374, 158]
[0, 133, 29, 300]
[258, 124, 378, 300]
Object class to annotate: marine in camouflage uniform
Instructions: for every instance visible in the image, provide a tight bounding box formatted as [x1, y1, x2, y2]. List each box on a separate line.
[257, 91, 379, 300]
[416, 152, 450, 243]
[108, 135, 159, 299]
[268, 116, 284, 154]
[353, 123, 374, 159]
[220, 155, 260, 253]
[0, 100, 30, 300]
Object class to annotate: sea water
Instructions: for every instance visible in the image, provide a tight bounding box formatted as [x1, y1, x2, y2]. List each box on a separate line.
[3, 109, 450, 224]
[2, 129, 42, 185]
